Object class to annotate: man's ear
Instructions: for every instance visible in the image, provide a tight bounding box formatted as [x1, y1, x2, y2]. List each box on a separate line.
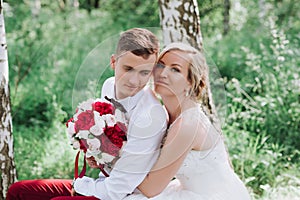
[110, 54, 116, 70]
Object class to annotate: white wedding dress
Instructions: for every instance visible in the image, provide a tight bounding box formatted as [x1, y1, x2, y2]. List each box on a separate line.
[124, 108, 251, 200]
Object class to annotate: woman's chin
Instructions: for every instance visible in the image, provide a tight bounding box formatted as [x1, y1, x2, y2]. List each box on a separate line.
[154, 86, 173, 97]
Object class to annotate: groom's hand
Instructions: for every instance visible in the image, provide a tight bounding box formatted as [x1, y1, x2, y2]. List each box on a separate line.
[86, 156, 100, 168]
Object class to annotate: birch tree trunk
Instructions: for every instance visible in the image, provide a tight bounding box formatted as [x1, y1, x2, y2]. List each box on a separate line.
[158, 0, 222, 132]
[158, 0, 203, 51]
[0, 1, 17, 198]
[223, 0, 230, 35]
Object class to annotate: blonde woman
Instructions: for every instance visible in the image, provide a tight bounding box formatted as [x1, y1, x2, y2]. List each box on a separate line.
[125, 42, 251, 200]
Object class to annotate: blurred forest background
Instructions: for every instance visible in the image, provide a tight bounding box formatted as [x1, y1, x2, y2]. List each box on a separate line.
[3, 0, 300, 199]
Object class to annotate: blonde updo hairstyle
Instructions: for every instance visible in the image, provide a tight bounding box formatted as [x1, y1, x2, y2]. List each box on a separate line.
[158, 42, 209, 101]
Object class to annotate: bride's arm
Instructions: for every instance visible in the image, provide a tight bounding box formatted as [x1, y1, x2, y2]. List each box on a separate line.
[137, 118, 203, 198]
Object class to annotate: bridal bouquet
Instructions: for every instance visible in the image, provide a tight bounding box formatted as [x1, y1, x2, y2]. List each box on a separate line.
[66, 97, 128, 176]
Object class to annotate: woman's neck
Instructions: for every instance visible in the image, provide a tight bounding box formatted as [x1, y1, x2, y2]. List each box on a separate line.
[161, 95, 197, 125]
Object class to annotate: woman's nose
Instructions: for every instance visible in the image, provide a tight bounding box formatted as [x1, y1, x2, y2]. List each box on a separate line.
[159, 67, 169, 78]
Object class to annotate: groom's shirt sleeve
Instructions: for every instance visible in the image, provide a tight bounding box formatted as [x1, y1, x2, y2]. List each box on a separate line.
[89, 77, 167, 200]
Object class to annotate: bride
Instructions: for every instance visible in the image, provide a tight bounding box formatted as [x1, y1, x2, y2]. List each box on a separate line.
[125, 42, 252, 200]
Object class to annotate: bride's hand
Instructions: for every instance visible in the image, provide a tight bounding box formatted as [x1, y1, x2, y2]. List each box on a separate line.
[86, 156, 99, 168]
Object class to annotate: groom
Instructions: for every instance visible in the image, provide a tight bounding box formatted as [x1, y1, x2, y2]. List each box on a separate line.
[72, 28, 168, 199]
[6, 28, 167, 200]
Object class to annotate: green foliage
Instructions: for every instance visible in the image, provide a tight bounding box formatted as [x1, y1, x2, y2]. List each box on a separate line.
[222, 18, 300, 153]
[211, 2, 300, 197]
[198, 0, 224, 37]
[224, 126, 299, 197]
[100, 0, 160, 29]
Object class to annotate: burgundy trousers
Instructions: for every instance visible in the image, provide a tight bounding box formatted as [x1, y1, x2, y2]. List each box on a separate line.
[6, 179, 99, 200]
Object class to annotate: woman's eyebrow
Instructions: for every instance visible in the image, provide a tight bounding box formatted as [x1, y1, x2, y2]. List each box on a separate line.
[170, 63, 183, 68]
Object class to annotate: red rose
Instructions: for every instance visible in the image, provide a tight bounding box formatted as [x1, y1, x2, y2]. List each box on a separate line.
[116, 122, 127, 134]
[75, 110, 95, 131]
[104, 126, 114, 137]
[99, 134, 120, 156]
[93, 102, 114, 115]
[109, 134, 124, 148]
[103, 125, 126, 149]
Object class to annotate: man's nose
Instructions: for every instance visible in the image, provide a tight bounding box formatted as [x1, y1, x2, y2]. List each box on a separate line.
[128, 73, 139, 85]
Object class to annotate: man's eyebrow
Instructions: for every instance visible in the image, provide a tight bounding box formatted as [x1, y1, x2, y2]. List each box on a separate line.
[141, 69, 152, 72]
[123, 65, 133, 69]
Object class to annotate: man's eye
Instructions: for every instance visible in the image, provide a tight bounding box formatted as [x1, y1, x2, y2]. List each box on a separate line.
[124, 66, 133, 71]
[141, 71, 151, 76]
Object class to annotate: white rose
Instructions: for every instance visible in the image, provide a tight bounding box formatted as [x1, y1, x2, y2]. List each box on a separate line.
[114, 109, 127, 124]
[78, 99, 94, 111]
[94, 112, 106, 128]
[72, 139, 80, 149]
[67, 122, 76, 136]
[89, 124, 103, 136]
[93, 155, 103, 165]
[103, 114, 116, 127]
[87, 138, 101, 152]
[85, 151, 93, 158]
[76, 130, 90, 139]
[101, 152, 115, 163]
[73, 111, 81, 121]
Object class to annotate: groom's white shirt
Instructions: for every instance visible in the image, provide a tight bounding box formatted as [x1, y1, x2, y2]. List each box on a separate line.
[74, 77, 167, 200]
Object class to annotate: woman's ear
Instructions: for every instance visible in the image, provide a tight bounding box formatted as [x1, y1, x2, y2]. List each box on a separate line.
[110, 54, 116, 70]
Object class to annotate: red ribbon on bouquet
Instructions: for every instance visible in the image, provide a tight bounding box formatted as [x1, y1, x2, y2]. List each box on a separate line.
[74, 151, 86, 179]
[97, 164, 110, 177]
[74, 151, 110, 179]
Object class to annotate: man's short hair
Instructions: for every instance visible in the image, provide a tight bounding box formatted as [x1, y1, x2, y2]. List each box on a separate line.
[116, 28, 159, 59]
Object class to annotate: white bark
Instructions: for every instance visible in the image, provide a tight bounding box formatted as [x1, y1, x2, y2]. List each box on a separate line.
[158, 0, 203, 51]
[0, 1, 16, 198]
[0, 4, 7, 83]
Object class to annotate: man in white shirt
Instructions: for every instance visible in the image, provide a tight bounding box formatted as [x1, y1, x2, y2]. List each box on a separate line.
[73, 28, 167, 199]
[6, 28, 167, 200]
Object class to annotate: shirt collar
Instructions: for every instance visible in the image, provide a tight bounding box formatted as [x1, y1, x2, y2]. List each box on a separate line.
[114, 86, 146, 113]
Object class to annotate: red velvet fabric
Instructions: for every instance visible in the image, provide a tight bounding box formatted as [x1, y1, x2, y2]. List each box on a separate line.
[6, 179, 98, 200]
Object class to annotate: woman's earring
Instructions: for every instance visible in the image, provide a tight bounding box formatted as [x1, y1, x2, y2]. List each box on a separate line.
[185, 90, 189, 97]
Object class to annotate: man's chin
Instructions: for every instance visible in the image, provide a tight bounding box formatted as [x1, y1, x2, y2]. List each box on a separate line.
[118, 90, 139, 99]
[128, 90, 139, 97]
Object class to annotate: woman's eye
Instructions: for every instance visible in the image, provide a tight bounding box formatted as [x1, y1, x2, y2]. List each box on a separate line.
[156, 63, 165, 68]
[171, 68, 180, 72]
